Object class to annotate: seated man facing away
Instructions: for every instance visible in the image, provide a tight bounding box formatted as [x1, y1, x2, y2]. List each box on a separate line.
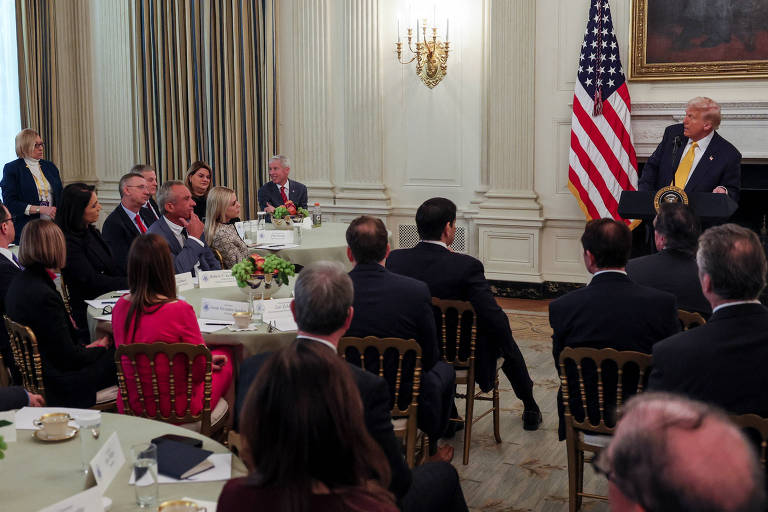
[344, 215, 455, 440]
[649, 224, 768, 417]
[387, 198, 542, 431]
[549, 218, 679, 440]
[235, 262, 468, 512]
[102, 172, 156, 274]
[626, 202, 711, 317]
[595, 393, 765, 512]
[146, 180, 220, 275]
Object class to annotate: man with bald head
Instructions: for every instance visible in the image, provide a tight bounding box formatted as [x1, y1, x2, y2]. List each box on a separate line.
[649, 224, 768, 416]
[595, 393, 765, 512]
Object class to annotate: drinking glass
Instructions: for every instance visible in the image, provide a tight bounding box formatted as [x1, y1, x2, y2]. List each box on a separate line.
[74, 411, 101, 474]
[132, 442, 159, 508]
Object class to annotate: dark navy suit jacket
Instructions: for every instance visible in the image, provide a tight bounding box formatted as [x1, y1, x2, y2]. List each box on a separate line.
[257, 180, 308, 210]
[0, 158, 63, 243]
[0, 254, 22, 381]
[146, 217, 221, 275]
[649, 303, 768, 417]
[638, 123, 741, 203]
[102, 205, 157, 274]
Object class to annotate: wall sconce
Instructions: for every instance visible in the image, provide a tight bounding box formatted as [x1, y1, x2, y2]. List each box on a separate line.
[395, 17, 450, 89]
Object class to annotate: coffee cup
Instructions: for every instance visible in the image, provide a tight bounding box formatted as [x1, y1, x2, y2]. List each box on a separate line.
[33, 412, 72, 437]
[158, 500, 207, 512]
[232, 311, 251, 329]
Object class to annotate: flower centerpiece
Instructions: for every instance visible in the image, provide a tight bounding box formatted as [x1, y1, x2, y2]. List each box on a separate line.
[231, 253, 295, 299]
[272, 200, 310, 230]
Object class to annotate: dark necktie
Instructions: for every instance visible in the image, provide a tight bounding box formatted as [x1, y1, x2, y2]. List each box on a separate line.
[280, 185, 288, 203]
[181, 228, 189, 240]
[12, 253, 22, 270]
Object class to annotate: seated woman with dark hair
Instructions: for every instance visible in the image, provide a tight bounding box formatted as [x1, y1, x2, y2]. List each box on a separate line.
[56, 183, 126, 336]
[218, 340, 398, 512]
[4, 220, 115, 408]
[185, 161, 213, 220]
[111, 234, 232, 419]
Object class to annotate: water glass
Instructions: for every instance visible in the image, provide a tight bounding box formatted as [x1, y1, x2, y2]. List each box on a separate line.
[74, 411, 101, 473]
[257, 211, 266, 231]
[292, 223, 302, 245]
[132, 442, 159, 508]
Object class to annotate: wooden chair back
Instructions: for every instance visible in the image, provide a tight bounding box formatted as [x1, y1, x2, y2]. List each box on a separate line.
[211, 248, 224, 267]
[115, 342, 215, 436]
[431, 298, 477, 369]
[677, 309, 707, 331]
[559, 347, 653, 436]
[339, 336, 422, 466]
[730, 414, 768, 475]
[60, 279, 74, 317]
[3, 315, 45, 398]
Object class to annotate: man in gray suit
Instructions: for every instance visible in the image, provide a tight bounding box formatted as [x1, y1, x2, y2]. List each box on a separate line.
[146, 181, 220, 275]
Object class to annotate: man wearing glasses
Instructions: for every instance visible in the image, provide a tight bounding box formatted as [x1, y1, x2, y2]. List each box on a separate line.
[594, 393, 765, 511]
[102, 172, 155, 274]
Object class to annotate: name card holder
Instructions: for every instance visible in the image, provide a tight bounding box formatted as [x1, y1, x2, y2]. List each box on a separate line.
[175, 272, 196, 291]
[198, 270, 238, 289]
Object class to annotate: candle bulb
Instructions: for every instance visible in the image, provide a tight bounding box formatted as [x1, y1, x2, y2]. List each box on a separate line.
[416, 18, 419, 42]
[446, 18, 449, 40]
[397, 18, 400, 42]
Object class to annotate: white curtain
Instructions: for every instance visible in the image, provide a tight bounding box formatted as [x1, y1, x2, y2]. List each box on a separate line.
[0, 0, 21, 201]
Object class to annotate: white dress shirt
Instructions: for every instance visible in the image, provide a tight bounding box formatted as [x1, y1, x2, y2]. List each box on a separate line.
[422, 240, 448, 249]
[712, 300, 761, 314]
[679, 130, 715, 188]
[121, 204, 144, 233]
[0, 247, 20, 268]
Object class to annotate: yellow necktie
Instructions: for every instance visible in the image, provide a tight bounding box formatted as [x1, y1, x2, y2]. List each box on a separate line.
[672, 142, 698, 188]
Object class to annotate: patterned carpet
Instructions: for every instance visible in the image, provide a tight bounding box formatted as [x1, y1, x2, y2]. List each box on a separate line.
[440, 309, 610, 512]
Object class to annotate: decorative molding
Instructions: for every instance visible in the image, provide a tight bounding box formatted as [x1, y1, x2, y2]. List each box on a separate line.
[292, 0, 333, 196]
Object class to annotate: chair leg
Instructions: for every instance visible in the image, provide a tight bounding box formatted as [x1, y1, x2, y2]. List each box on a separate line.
[492, 371, 502, 444]
[565, 440, 579, 512]
[576, 449, 585, 510]
[405, 422, 417, 468]
[462, 380, 476, 465]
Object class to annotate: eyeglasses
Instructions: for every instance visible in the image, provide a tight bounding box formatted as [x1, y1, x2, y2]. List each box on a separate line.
[0, 215, 15, 224]
[34, 142, 45, 149]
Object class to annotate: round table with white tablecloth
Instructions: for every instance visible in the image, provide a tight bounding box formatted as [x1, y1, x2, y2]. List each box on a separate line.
[248, 222, 354, 270]
[3, 412, 247, 511]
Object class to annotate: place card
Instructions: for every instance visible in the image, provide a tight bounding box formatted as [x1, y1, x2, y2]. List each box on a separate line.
[175, 272, 196, 291]
[257, 229, 294, 245]
[198, 269, 237, 289]
[39, 486, 103, 512]
[199, 298, 249, 321]
[262, 298, 298, 331]
[88, 432, 125, 493]
[302, 217, 313, 229]
[84, 298, 118, 309]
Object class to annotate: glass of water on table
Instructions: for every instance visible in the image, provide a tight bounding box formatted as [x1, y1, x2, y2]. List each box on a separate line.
[132, 442, 159, 508]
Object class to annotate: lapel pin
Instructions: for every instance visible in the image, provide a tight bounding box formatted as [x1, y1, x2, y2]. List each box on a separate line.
[709, 155, 714, 161]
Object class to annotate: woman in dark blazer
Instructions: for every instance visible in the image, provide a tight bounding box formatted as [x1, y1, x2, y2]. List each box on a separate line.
[4, 220, 116, 408]
[0, 129, 63, 243]
[185, 160, 213, 220]
[56, 183, 127, 336]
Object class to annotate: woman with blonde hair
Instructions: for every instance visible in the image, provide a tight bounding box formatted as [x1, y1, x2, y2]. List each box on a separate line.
[185, 160, 213, 220]
[204, 186, 249, 268]
[4, 219, 115, 407]
[0, 129, 63, 243]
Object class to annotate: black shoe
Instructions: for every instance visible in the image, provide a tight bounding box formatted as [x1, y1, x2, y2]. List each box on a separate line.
[523, 409, 542, 431]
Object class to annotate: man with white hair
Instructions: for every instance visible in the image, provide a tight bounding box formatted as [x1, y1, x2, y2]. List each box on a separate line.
[594, 393, 765, 512]
[639, 96, 741, 203]
[257, 154, 308, 214]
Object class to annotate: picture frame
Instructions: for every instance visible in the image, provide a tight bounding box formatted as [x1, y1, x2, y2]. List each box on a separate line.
[629, 0, 768, 80]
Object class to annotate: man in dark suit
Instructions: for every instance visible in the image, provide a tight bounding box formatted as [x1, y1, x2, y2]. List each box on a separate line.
[132, 163, 162, 222]
[344, 216, 455, 439]
[102, 172, 157, 274]
[638, 97, 741, 203]
[147, 181, 220, 275]
[549, 218, 679, 439]
[649, 224, 768, 417]
[387, 198, 543, 431]
[627, 202, 711, 316]
[257, 155, 308, 213]
[0, 202, 22, 381]
[235, 262, 468, 511]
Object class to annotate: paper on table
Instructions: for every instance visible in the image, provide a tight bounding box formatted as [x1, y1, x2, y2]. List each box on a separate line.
[14, 406, 92, 429]
[198, 319, 235, 334]
[38, 486, 103, 512]
[182, 497, 218, 512]
[256, 243, 300, 250]
[273, 317, 298, 332]
[84, 299, 118, 309]
[0, 411, 16, 442]
[129, 453, 232, 484]
[94, 314, 112, 322]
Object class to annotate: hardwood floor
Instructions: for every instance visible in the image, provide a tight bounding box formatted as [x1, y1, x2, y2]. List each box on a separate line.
[440, 298, 611, 512]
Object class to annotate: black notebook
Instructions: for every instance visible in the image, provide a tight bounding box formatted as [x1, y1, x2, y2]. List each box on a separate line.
[155, 439, 214, 480]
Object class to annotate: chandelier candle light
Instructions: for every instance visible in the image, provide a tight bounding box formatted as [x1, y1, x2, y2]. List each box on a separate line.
[396, 14, 450, 89]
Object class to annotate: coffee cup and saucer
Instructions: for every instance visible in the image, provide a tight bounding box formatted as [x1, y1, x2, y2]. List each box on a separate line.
[33, 412, 78, 442]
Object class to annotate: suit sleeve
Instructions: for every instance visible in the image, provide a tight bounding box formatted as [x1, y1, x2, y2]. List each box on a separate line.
[465, 257, 514, 347]
[647, 342, 674, 391]
[362, 373, 412, 500]
[721, 148, 742, 203]
[0, 162, 26, 216]
[257, 185, 269, 210]
[173, 238, 208, 274]
[62, 236, 127, 299]
[0, 387, 29, 411]
[549, 300, 565, 371]
[638, 126, 672, 192]
[101, 217, 131, 275]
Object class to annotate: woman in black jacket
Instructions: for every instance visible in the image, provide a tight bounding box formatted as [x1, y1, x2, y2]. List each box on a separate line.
[56, 183, 127, 336]
[5, 220, 116, 407]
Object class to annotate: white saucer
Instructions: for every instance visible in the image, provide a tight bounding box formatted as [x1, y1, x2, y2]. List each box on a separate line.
[33, 426, 78, 442]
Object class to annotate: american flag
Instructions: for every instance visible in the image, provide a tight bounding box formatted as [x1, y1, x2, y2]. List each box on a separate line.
[568, 0, 638, 225]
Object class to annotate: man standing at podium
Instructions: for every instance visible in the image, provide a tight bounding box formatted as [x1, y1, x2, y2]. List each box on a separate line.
[638, 97, 741, 203]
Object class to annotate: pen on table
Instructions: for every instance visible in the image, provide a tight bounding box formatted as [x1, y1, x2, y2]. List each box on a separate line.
[203, 322, 231, 326]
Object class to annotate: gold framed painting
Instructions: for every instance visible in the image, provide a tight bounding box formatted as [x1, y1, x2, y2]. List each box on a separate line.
[629, 0, 768, 80]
